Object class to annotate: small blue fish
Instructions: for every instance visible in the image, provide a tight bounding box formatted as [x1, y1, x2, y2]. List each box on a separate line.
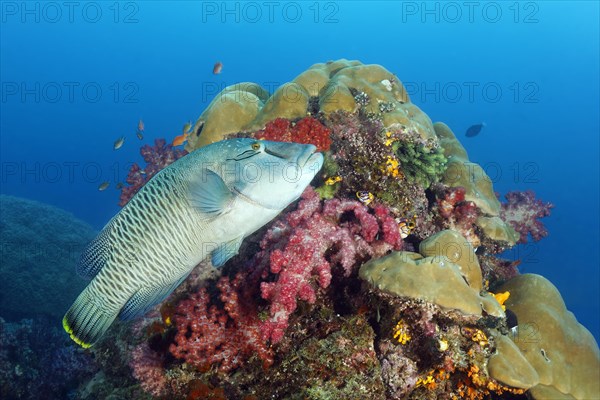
[465, 123, 486, 137]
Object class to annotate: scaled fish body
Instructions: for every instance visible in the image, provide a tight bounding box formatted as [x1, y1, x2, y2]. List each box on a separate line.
[114, 137, 125, 150]
[63, 139, 323, 347]
[213, 61, 223, 75]
[465, 122, 486, 137]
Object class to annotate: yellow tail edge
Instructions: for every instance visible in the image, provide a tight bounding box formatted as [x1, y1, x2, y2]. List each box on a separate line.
[62, 316, 92, 348]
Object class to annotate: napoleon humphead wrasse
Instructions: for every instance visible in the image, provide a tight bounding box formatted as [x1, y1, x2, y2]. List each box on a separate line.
[64, 139, 323, 347]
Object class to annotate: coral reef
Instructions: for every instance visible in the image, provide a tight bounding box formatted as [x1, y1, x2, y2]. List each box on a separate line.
[185, 59, 436, 151]
[80, 60, 597, 400]
[170, 273, 273, 372]
[254, 116, 332, 152]
[324, 110, 432, 219]
[359, 230, 504, 318]
[433, 122, 520, 249]
[0, 195, 96, 321]
[392, 128, 447, 188]
[500, 191, 554, 244]
[129, 341, 168, 397]
[119, 138, 187, 206]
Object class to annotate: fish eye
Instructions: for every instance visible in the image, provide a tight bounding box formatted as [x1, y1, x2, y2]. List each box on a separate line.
[251, 142, 261, 151]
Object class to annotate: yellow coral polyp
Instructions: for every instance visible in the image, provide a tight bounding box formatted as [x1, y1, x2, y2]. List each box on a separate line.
[393, 320, 411, 345]
[416, 373, 436, 389]
[324, 176, 342, 185]
[438, 338, 449, 351]
[471, 329, 488, 346]
[382, 155, 401, 177]
[491, 291, 510, 310]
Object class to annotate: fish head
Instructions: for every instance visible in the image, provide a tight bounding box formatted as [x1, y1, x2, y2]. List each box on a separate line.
[215, 139, 323, 210]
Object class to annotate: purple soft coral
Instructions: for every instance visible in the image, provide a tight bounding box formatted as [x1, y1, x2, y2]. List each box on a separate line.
[500, 190, 553, 244]
[119, 139, 187, 206]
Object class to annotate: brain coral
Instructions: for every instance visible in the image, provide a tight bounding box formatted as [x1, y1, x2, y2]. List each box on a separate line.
[186, 59, 436, 151]
[0, 195, 96, 321]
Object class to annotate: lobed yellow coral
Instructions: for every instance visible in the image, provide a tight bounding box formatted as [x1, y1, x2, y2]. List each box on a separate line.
[470, 329, 488, 347]
[392, 320, 411, 345]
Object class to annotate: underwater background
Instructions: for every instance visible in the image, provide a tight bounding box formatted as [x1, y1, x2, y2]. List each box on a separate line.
[1, 1, 598, 399]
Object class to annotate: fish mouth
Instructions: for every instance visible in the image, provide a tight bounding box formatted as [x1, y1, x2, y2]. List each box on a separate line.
[296, 144, 317, 167]
[297, 145, 323, 176]
[263, 142, 323, 179]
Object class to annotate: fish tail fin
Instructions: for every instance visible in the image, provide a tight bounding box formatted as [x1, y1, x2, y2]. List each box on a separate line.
[63, 287, 118, 348]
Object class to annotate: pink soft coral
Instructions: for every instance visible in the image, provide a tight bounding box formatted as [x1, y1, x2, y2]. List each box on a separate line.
[255, 187, 403, 344]
[500, 190, 553, 244]
[130, 341, 167, 397]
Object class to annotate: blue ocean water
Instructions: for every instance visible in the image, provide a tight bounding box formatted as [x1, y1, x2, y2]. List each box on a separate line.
[1, 0, 598, 349]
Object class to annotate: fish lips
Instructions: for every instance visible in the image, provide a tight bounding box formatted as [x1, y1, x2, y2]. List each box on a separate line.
[297, 145, 324, 178]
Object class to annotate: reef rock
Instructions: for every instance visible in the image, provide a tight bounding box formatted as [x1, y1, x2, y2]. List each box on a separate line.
[0, 195, 95, 321]
[434, 122, 518, 245]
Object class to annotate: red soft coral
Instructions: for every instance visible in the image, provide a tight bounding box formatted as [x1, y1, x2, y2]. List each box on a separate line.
[169, 273, 273, 373]
[437, 186, 481, 247]
[255, 117, 332, 152]
[130, 341, 168, 397]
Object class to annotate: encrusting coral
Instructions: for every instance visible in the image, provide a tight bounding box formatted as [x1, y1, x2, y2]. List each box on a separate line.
[496, 274, 600, 400]
[359, 229, 505, 318]
[84, 60, 592, 400]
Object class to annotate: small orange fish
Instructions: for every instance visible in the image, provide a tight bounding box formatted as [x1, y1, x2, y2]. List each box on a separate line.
[172, 133, 189, 147]
[213, 61, 223, 75]
[138, 119, 145, 132]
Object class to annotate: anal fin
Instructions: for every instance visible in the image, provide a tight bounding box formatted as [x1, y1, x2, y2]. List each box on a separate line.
[118, 272, 190, 321]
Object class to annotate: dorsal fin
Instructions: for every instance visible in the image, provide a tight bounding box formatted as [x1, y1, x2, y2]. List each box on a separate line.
[76, 217, 116, 279]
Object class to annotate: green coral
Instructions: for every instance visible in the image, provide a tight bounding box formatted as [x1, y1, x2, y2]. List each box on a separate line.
[321, 151, 340, 177]
[393, 138, 447, 188]
[315, 182, 340, 200]
[315, 152, 342, 199]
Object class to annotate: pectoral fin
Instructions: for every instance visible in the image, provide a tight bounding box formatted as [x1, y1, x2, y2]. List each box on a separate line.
[188, 169, 234, 215]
